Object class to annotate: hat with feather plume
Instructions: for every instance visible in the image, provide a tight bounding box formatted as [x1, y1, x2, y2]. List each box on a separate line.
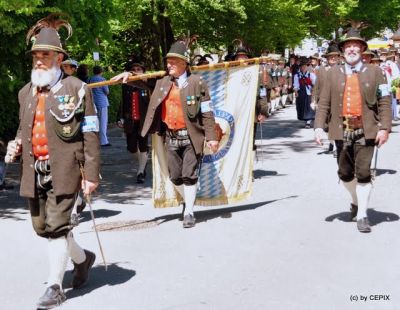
[338, 20, 368, 52]
[26, 13, 72, 59]
[166, 35, 198, 63]
[192, 54, 213, 66]
[232, 39, 250, 59]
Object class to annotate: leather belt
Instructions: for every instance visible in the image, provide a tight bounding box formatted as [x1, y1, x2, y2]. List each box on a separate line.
[343, 115, 363, 132]
[167, 128, 188, 139]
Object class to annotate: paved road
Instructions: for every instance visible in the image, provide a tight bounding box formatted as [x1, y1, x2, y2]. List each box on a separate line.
[1, 104, 399, 310]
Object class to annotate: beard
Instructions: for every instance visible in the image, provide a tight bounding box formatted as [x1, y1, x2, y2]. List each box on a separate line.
[31, 65, 58, 87]
[344, 52, 361, 66]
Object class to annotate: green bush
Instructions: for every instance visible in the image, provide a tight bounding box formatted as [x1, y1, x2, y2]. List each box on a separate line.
[103, 71, 122, 124]
[392, 77, 400, 93]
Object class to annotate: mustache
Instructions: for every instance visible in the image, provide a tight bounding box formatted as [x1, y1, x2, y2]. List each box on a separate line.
[34, 66, 49, 70]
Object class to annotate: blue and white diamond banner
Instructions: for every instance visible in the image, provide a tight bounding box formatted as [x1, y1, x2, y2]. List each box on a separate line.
[152, 64, 259, 207]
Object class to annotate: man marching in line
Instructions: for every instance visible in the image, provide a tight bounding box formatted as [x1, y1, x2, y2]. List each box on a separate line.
[116, 40, 219, 228]
[114, 56, 154, 184]
[314, 43, 341, 156]
[314, 26, 391, 233]
[146, 40, 219, 227]
[5, 16, 99, 308]
[380, 50, 400, 121]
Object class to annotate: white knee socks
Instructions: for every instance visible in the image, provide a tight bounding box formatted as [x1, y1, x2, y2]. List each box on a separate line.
[356, 182, 372, 219]
[67, 232, 86, 264]
[183, 185, 197, 216]
[343, 179, 358, 206]
[47, 237, 69, 288]
[175, 184, 185, 200]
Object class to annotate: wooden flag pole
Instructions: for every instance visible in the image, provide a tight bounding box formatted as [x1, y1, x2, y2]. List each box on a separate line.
[87, 70, 167, 88]
[192, 56, 271, 71]
[87, 56, 271, 88]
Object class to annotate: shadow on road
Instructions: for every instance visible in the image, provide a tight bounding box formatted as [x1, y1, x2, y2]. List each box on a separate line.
[253, 169, 287, 179]
[90, 196, 298, 232]
[64, 263, 136, 299]
[375, 168, 397, 176]
[255, 140, 318, 160]
[195, 197, 297, 224]
[325, 208, 399, 227]
[256, 117, 303, 140]
[368, 209, 400, 226]
[156, 196, 297, 226]
[93, 132, 153, 205]
[325, 211, 353, 223]
[0, 180, 28, 221]
[79, 209, 122, 223]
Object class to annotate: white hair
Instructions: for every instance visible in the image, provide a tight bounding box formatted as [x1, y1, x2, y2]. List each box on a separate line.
[31, 65, 58, 87]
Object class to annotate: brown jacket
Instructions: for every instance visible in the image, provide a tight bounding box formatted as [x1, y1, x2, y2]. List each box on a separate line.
[16, 75, 100, 198]
[313, 66, 329, 102]
[141, 73, 217, 155]
[315, 64, 391, 140]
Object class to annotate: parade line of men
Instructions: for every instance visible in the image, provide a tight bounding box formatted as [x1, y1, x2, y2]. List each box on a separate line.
[3, 14, 399, 309]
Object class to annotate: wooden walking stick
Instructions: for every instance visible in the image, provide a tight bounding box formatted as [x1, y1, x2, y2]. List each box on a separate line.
[372, 147, 379, 180]
[79, 162, 108, 271]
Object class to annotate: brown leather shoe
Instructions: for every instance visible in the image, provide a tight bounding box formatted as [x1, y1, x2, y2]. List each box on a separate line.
[350, 203, 358, 222]
[183, 214, 196, 228]
[36, 284, 66, 309]
[72, 250, 96, 289]
[357, 217, 371, 233]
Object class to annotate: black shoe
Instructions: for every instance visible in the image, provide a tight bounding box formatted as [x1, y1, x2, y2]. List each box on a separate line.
[72, 250, 96, 289]
[136, 173, 145, 184]
[183, 214, 196, 228]
[36, 284, 66, 309]
[77, 200, 86, 214]
[101, 143, 112, 147]
[350, 203, 358, 222]
[357, 217, 371, 233]
[328, 143, 334, 152]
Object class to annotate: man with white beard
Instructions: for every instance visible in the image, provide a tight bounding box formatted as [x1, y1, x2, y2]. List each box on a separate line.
[314, 26, 391, 233]
[5, 16, 99, 308]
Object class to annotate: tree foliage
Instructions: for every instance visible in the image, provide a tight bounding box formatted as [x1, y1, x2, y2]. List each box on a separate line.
[1, 0, 399, 139]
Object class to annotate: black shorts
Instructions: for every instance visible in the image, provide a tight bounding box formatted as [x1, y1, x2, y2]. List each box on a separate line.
[335, 139, 375, 183]
[126, 122, 148, 153]
[166, 135, 200, 186]
[28, 187, 76, 239]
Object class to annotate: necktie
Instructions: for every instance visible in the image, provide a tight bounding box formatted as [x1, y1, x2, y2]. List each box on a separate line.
[351, 66, 357, 74]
